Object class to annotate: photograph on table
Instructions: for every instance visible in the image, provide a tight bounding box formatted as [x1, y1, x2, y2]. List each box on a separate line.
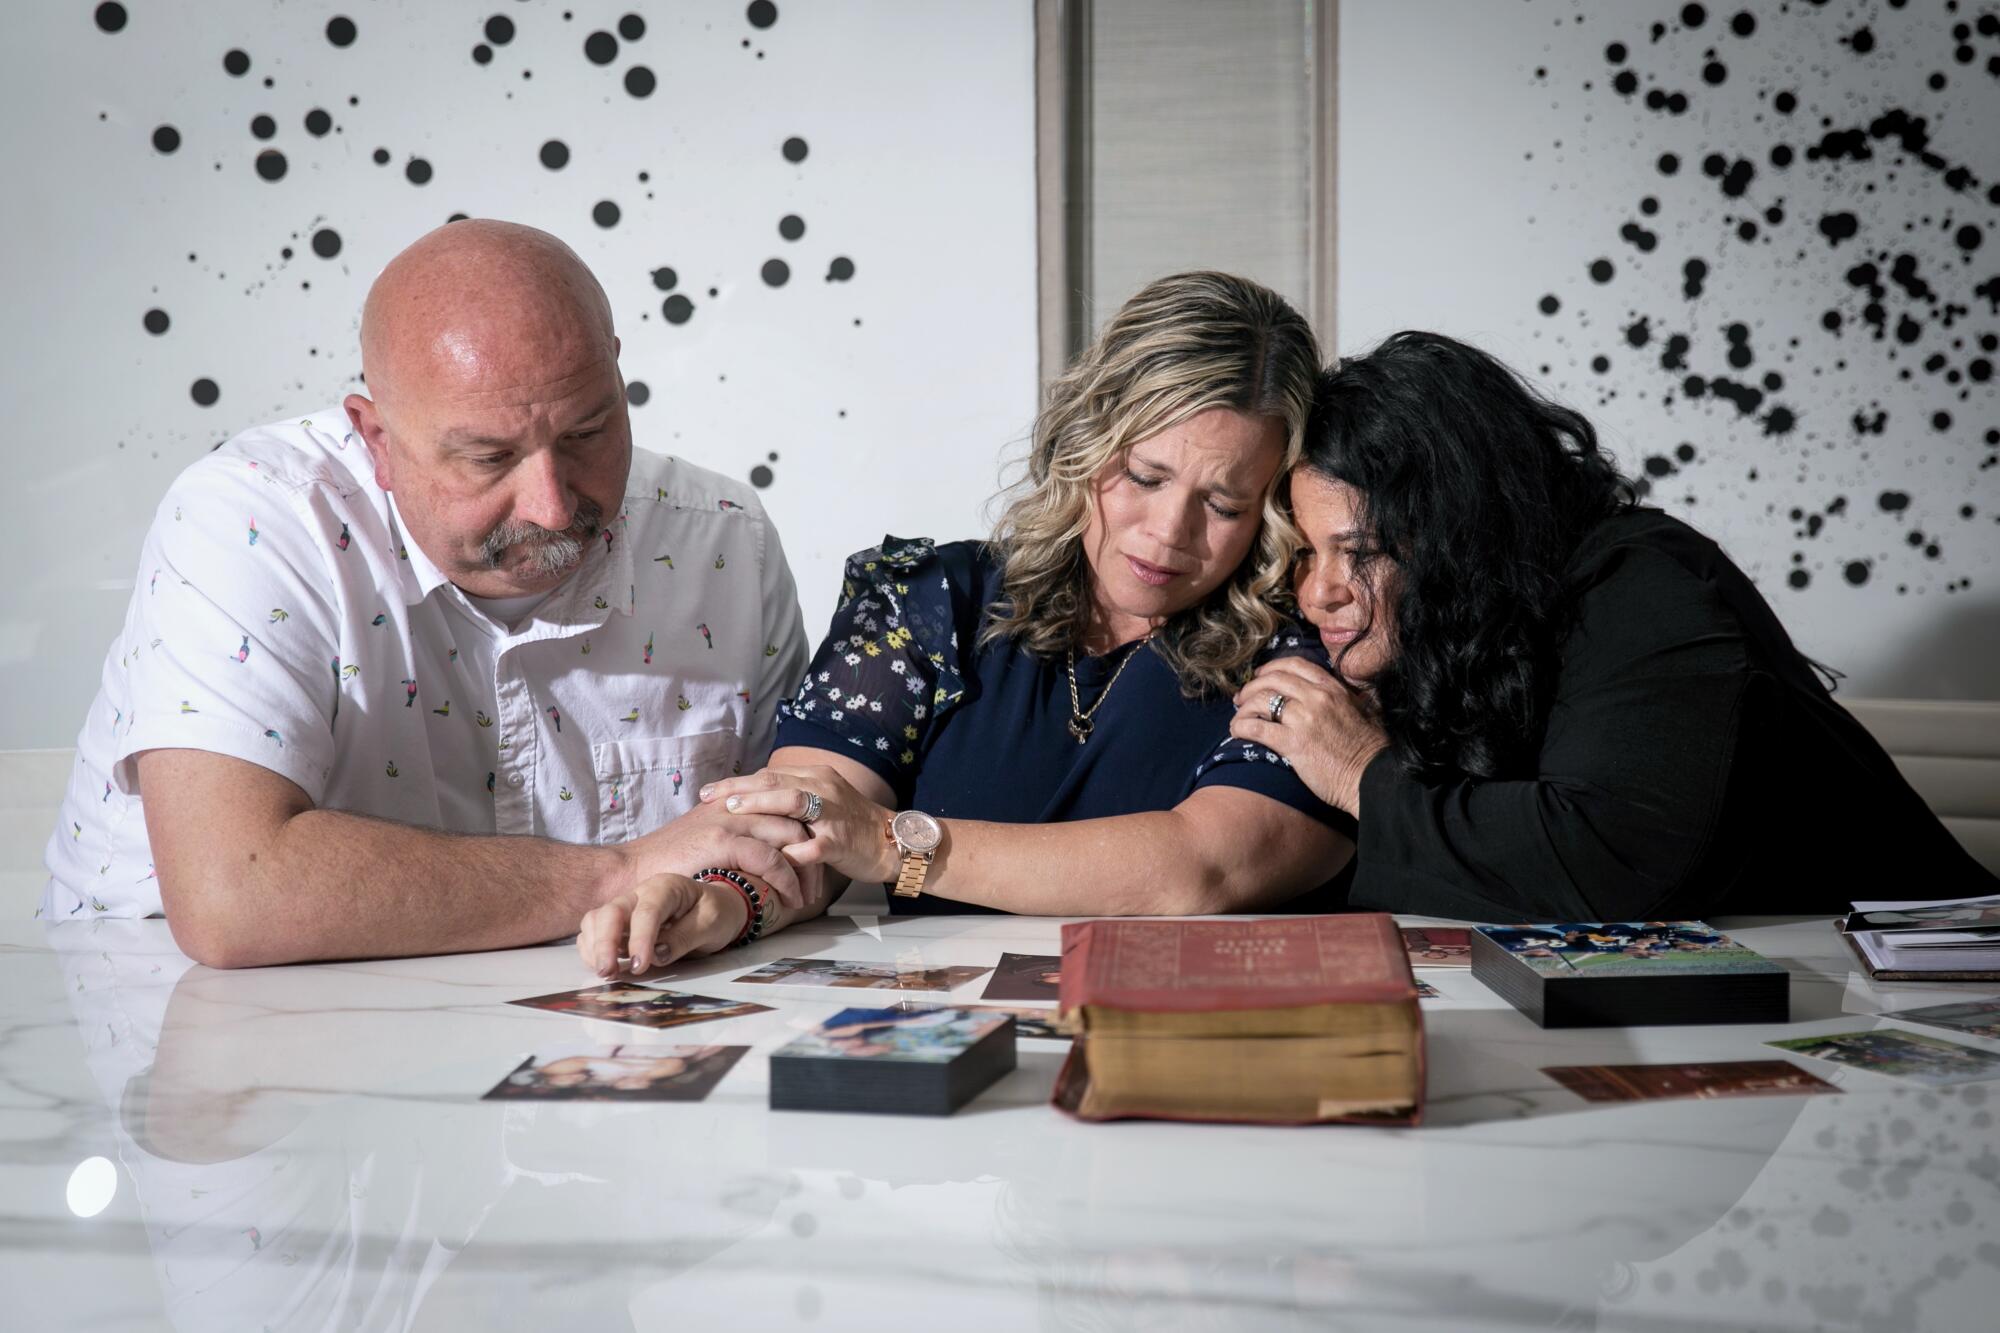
[1414, 979, 1442, 998]
[732, 957, 992, 992]
[1767, 1029, 2000, 1086]
[482, 1044, 749, 1102]
[778, 1004, 1012, 1061]
[508, 982, 774, 1030]
[1401, 927, 1472, 969]
[1884, 998, 2000, 1042]
[980, 952, 1064, 1001]
[1843, 898, 2000, 934]
[923, 1002, 1072, 1041]
[1544, 1060, 1841, 1103]
[1478, 922, 1774, 976]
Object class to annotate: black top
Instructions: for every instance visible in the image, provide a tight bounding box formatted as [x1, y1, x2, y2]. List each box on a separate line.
[1352, 508, 1996, 923]
[775, 537, 1352, 914]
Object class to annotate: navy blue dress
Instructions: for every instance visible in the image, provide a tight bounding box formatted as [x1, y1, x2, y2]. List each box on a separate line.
[774, 537, 1352, 914]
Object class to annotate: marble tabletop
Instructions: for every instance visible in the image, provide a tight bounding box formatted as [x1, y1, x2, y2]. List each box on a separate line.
[3, 903, 1997, 1332]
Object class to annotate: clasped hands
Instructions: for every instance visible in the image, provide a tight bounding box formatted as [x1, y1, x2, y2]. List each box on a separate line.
[577, 765, 889, 979]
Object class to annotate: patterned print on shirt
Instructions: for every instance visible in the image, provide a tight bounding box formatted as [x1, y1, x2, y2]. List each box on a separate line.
[546, 706, 562, 732]
[232, 635, 250, 664]
[248, 517, 259, 546]
[432, 700, 450, 717]
[697, 623, 713, 649]
[402, 678, 417, 707]
[654, 553, 674, 568]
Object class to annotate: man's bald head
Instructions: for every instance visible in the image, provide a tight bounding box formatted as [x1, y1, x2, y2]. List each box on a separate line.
[359, 219, 616, 411]
[343, 221, 633, 599]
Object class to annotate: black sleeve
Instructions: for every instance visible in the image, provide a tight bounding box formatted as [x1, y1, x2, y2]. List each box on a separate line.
[1348, 543, 1755, 923]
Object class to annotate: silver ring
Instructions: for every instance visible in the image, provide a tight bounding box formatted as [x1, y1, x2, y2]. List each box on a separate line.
[1267, 692, 1288, 724]
[799, 790, 824, 824]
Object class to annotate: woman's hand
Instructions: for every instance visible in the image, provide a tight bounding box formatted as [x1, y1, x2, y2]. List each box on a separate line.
[577, 874, 749, 978]
[1230, 657, 1390, 815]
[698, 765, 897, 884]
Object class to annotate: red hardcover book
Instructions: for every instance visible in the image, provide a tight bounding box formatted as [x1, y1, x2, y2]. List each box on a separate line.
[1052, 915, 1426, 1126]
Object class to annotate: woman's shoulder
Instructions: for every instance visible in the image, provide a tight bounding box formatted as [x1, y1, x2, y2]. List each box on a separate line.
[838, 536, 999, 606]
[1568, 507, 1732, 585]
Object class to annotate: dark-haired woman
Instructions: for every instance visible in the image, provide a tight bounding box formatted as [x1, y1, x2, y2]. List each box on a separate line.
[1232, 331, 1994, 922]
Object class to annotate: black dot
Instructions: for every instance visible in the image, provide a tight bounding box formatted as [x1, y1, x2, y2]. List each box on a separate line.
[1956, 225, 1983, 253]
[143, 308, 170, 335]
[406, 157, 433, 185]
[778, 214, 805, 240]
[224, 49, 251, 77]
[1681, 4, 1706, 27]
[626, 380, 650, 407]
[539, 139, 570, 169]
[826, 256, 855, 282]
[95, 3, 127, 34]
[1934, 411, 1953, 431]
[594, 200, 621, 228]
[1844, 560, 1870, 585]
[1588, 258, 1614, 283]
[152, 125, 180, 154]
[1773, 90, 1796, 113]
[486, 14, 515, 44]
[304, 108, 332, 136]
[620, 13, 646, 40]
[1605, 42, 1626, 64]
[311, 227, 341, 258]
[1538, 294, 1560, 315]
[748, 1, 779, 29]
[255, 149, 287, 182]
[190, 378, 220, 407]
[1731, 11, 1755, 37]
[584, 31, 618, 64]
[473, 43, 493, 64]
[750, 464, 774, 488]
[1703, 61, 1727, 85]
[651, 266, 678, 291]
[1640, 196, 1659, 216]
[782, 136, 808, 163]
[761, 258, 790, 286]
[251, 113, 276, 140]
[1657, 152, 1679, 175]
[447, 212, 469, 223]
[326, 16, 357, 47]
[1591, 355, 1610, 373]
[373, 147, 390, 165]
[1787, 569, 1809, 589]
[662, 294, 695, 324]
[624, 66, 655, 97]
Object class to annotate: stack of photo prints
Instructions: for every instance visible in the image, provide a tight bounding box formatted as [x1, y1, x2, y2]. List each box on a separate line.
[477, 911, 2000, 1117]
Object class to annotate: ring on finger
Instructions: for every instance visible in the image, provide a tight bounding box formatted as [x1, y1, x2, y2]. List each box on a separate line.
[800, 790, 824, 824]
[1267, 692, 1288, 724]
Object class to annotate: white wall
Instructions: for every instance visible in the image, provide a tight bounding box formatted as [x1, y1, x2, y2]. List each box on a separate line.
[0, 0, 1038, 749]
[1339, 0, 1999, 698]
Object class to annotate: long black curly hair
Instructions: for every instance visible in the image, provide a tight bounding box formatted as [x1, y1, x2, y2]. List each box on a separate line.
[1302, 331, 1636, 780]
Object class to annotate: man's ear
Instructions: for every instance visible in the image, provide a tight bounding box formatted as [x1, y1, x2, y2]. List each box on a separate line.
[342, 393, 397, 493]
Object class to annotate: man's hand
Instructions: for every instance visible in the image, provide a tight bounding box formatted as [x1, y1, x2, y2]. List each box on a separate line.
[614, 800, 812, 909]
[577, 874, 749, 977]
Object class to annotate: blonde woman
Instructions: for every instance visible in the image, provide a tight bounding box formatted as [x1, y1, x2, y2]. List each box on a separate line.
[577, 273, 1352, 970]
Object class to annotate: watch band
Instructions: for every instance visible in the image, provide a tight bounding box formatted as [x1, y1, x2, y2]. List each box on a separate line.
[892, 851, 933, 898]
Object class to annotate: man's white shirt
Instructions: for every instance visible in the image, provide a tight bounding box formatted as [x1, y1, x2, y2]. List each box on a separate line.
[42, 409, 809, 918]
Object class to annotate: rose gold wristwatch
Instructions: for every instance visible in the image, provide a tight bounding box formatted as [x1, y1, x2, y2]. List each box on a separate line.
[886, 809, 943, 898]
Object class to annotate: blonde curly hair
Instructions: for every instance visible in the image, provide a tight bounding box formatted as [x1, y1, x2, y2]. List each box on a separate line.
[983, 271, 1319, 696]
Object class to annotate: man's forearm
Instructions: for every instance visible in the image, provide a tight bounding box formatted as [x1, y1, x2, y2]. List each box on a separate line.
[172, 807, 629, 968]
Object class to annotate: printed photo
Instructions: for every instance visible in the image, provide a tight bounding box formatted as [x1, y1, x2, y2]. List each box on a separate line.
[1401, 927, 1471, 969]
[1888, 999, 2000, 1041]
[481, 1044, 748, 1102]
[1544, 1060, 1840, 1103]
[933, 1002, 1072, 1041]
[1479, 921, 1775, 977]
[733, 957, 992, 992]
[508, 982, 773, 1030]
[776, 1005, 1011, 1062]
[1768, 1029, 2000, 1086]
[980, 952, 1064, 1001]
[1414, 979, 1442, 999]
[1845, 898, 2000, 934]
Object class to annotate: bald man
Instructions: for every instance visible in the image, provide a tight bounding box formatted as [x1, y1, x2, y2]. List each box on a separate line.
[43, 222, 818, 967]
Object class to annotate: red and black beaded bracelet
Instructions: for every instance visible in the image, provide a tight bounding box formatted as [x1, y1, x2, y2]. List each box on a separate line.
[694, 867, 765, 948]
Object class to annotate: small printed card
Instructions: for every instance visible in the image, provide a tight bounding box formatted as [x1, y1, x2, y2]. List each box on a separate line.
[1767, 1029, 2000, 1086]
[774, 1005, 1012, 1062]
[733, 957, 992, 992]
[481, 1044, 747, 1101]
[921, 1002, 1071, 1041]
[1414, 979, 1442, 999]
[1886, 999, 2000, 1041]
[508, 983, 773, 1030]
[1401, 927, 1471, 969]
[1544, 1060, 1840, 1103]
[980, 953, 1064, 1001]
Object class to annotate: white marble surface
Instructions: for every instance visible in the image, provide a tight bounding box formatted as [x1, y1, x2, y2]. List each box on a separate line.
[3, 905, 1999, 1332]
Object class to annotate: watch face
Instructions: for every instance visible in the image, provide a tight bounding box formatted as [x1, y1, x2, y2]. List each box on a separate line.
[891, 809, 943, 853]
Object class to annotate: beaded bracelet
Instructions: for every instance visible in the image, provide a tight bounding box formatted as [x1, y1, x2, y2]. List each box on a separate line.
[694, 867, 765, 948]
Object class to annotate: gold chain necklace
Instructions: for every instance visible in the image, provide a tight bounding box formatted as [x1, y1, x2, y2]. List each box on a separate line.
[1064, 637, 1151, 744]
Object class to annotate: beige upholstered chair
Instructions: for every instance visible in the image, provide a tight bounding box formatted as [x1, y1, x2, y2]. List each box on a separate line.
[1839, 699, 2000, 876]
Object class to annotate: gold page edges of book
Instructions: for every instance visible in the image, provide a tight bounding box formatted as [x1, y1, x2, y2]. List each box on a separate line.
[1068, 1000, 1421, 1123]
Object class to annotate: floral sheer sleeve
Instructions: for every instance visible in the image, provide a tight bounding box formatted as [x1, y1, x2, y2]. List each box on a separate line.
[1192, 624, 1358, 835]
[775, 537, 972, 791]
